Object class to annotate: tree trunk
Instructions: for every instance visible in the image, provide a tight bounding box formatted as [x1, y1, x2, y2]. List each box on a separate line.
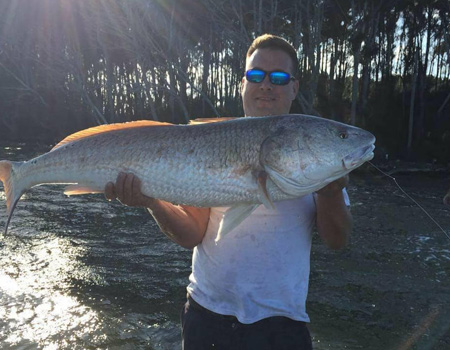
[351, 50, 360, 125]
[407, 50, 418, 153]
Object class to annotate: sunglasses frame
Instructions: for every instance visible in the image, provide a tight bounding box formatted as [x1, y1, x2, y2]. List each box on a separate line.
[245, 68, 296, 86]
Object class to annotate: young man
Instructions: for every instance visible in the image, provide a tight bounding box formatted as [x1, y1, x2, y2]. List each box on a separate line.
[105, 34, 352, 349]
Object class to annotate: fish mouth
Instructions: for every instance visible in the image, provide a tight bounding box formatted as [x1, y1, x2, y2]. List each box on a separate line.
[343, 143, 375, 169]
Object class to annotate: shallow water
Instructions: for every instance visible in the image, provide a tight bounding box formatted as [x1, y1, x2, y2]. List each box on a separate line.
[0, 143, 449, 349]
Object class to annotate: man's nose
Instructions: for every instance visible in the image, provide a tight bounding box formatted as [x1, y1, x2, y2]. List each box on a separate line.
[259, 75, 273, 89]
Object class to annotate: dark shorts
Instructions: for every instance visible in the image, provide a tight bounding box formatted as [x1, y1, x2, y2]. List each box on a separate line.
[181, 295, 313, 350]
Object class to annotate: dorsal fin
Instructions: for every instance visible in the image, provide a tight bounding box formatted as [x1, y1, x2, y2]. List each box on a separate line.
[189, 117, 237, 125]
[52, 120, 173, 150]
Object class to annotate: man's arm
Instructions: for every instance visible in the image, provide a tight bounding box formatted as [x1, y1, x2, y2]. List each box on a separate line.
[105, 172, 210, 249]
[315, 175, 353, 250]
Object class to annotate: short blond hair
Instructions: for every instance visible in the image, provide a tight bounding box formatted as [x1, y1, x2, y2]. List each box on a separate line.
[246, 34, 299, 77]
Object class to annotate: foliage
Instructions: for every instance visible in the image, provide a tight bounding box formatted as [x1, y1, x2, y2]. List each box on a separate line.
[0, 0, 449, 161]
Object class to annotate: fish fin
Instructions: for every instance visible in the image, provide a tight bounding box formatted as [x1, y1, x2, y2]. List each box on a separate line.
[0, 160, 25, 234]
[264, 166, 314, 197]
[189, 117, 237, 125]
[255, 171, 274, 209]
[52, 120, 173, 151]
[216, 204, 259, 242]
[64, 185, 103, 196]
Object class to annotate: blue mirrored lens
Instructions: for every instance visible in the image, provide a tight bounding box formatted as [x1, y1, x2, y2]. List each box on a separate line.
[270, 72, 290, 85]
[246, 69, 293, 85]
[246, 69, 266, 83]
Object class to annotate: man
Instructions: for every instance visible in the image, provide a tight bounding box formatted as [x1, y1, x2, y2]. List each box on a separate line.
[105, 34, 352, 349]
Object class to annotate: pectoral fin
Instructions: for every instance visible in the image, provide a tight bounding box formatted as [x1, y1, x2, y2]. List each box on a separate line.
[216, 204, 259, 242]
[264, 166, 316, 197]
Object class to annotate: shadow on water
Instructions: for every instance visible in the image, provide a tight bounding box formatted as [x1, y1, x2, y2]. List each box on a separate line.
[0, 143, 449, 349]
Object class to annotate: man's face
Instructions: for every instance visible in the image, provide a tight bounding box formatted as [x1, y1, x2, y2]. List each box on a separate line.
[241, 48, 299, 117]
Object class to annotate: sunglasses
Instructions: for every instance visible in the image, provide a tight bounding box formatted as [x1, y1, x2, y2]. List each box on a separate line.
[245, 69, 296, 86]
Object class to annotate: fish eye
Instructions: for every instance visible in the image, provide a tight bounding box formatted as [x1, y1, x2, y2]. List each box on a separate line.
[339, 132, 348, 139]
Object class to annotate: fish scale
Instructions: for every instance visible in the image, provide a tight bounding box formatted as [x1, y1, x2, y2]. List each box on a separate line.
[0, 114, 376, 236]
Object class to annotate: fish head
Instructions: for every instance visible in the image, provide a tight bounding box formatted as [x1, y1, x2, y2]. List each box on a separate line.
[261, 115, 375, 196]
[302, 119, 375, 181]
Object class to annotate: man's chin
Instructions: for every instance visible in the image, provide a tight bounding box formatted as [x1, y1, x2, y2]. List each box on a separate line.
[250, 104, 277, 116]
[247, 110, 274, 117]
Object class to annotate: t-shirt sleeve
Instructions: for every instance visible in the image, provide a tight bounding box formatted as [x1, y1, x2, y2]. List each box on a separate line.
[342, 187, 350, 206]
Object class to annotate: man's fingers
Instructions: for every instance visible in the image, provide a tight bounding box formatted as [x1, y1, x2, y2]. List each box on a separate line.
[115, 172, 126, 201]
[104, 182, 116, 201]
[132, 177, 142, 195]
[105, 172, 148, 207]
[123, 173, 135, 205]
[316, 175, 349, 197]
[332, 175, 349, 191]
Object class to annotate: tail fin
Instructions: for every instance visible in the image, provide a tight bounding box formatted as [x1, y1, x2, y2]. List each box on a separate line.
[0, 160, 24, 234]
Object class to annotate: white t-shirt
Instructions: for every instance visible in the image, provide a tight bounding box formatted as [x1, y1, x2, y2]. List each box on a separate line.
[187, 191, 350, 324]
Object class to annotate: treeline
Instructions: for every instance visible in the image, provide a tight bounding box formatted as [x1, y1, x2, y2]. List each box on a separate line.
[0, 0, 449, 161]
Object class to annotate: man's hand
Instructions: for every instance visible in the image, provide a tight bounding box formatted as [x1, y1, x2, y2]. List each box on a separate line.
[105, 172, 155, 208]
[316, 175, 349, 197]
[104, 172, 210, 248]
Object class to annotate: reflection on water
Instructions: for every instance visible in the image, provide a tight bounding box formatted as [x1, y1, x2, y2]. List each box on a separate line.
[0, 205, 188, 350]
[0, 201, 188, 350]
[0, 237, 102, 349]
[0, 143, 449, 349]
[0, 143, 189, 349]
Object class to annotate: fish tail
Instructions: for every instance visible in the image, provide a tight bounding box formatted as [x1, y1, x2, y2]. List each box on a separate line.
[0, 160, 25, 234]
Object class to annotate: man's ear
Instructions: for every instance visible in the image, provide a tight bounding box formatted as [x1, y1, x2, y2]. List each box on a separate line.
[241, 76, 246, 93]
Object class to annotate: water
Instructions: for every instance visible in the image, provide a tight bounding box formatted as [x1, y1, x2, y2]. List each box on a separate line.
[0, 143, 449, 349]
[0, 191, 189, 350]
[0, 143, 190, 349]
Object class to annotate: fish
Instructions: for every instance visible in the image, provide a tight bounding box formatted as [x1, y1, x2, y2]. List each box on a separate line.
[0, 114, 376, 239]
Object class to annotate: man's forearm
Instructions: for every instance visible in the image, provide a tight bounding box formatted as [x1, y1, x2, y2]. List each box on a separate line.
[315, 191, 352, 250]
[146, 200, 210, 249]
